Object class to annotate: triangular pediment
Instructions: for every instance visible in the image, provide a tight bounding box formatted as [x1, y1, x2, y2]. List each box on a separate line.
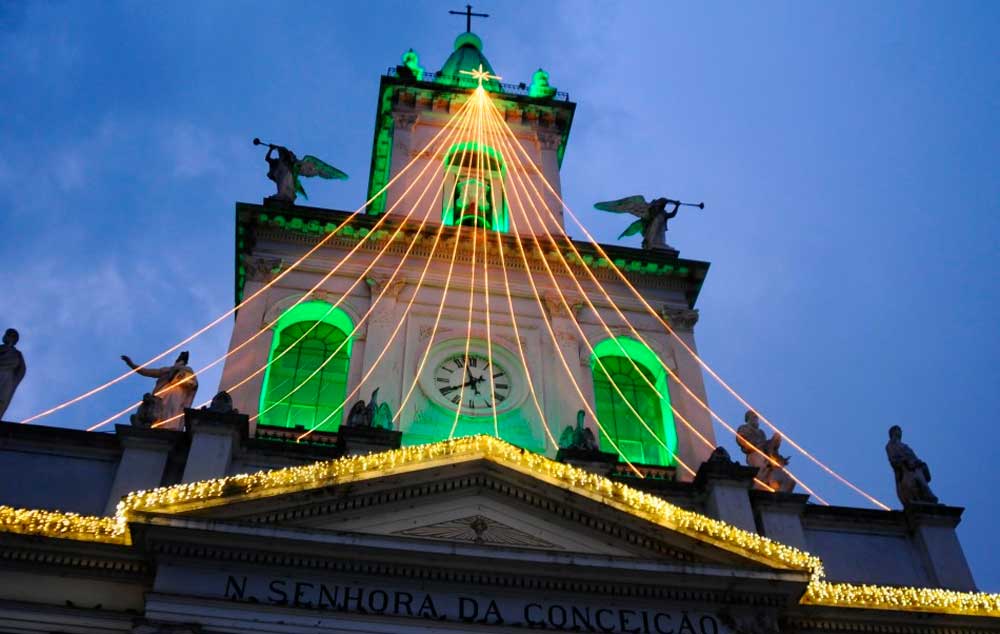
[121, 436, 820, 575]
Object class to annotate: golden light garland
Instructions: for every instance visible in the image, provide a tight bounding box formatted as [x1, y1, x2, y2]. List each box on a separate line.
[482, 100, 888, 510]
[0, 505, 124, 544]
[0, 435, 996, 616]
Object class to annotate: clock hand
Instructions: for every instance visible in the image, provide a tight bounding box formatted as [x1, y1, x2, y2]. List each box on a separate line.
[465, 364, 483, 396]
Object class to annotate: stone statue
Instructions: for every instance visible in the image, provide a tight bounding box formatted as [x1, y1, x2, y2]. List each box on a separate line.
[121, 352, 198, 431]
[397, 48, 425, 81]
[736, 410, 794, 493]
[558, 410, 600, 452]
[594, 196, 704, 251]
[0, 328, 26, 421]
[344, 388, 393, 430]
[203, 390, 238, 415]
[886, 425, 939, 505]
[130, 393, 159, 428]
[253, 138, 348, 204]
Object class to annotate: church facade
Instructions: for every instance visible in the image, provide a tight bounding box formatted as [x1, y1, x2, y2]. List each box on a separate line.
[0, 27, 996, 634]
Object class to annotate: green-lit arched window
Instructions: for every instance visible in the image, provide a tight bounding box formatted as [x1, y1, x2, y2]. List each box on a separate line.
[590, 337, 678, 466]
[259, 301, 354, 432]
[442, 141, 509, 232]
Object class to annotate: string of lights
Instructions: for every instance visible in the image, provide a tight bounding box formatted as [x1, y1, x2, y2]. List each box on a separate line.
[390, 131, 484, 426]
[483, 99, 878, 507]
[86, 96, 480, 432]
[446, 108, 482, 440]
[478, 103, 501, 439]
[0, 436, 995, 616]
[21, 96, 479, 428]
[250, 105, 482, 429]
[480, 106, 699, 477]
[295, 119, 497, 440]
[481, 104, 799, 494]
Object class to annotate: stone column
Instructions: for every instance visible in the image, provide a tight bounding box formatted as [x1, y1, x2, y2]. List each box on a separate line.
[694, 448, 759, 533]
[906, 504, 977, 591]
[750, 490, 809, 550]
[104, 426, 182, 516]
[181, 408, 249, 484]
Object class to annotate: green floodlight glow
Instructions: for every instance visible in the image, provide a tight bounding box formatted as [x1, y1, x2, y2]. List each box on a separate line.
[443, 141, 507, 175]
[590, 337, 678, 467]
[441, 141, 509, 233]
[529, 68, 557, 99]
[401, 48, 425, 81]
[259, 301, 355, 432]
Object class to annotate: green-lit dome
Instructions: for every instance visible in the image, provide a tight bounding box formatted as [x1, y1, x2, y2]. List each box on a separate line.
[437, 32, 501, 91]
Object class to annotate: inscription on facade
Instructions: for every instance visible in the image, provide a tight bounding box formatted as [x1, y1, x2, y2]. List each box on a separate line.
[222, 574, 725, 634]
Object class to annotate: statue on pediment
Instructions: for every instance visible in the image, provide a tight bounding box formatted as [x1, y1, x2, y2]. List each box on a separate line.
[736, 410, 794, 493]
[559, 410, 599, 452]
[0, 328, 26, 421]
[121, 352, 198, 431]
[594, 195, 703, 251]
[345, 388, 393, 430]
[254, 138, 348, 204]
[886, 425, 939, 506]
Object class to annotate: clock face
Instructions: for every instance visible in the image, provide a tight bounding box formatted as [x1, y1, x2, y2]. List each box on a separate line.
[432, 352, 512, 413]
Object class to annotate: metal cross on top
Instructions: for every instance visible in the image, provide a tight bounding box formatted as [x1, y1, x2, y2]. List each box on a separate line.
[460, 63, 502, 88]
[449, 4, 489, 33]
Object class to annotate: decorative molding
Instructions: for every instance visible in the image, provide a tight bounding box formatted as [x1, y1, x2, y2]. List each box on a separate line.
[242, 255, 282, 283]
[391, 111, 419, 131]
[366, 275, 408, 302]
[537, 130, 562, 151]
[662, 306, 700, 331]
[395, 514, 560, 549]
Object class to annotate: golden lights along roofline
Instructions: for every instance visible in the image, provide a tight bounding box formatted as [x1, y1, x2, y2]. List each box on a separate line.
[0, 435, 997, 617]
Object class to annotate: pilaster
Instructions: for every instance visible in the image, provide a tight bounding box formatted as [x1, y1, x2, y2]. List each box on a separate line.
[750, 490, 810, 550]
[181, 408, 249, 483]
[105, 425, 183, 516]
[905, 503, 977, 591]
[694, 448, 759, 533]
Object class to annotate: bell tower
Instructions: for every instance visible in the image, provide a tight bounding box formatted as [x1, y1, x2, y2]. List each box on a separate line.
[222, 29, 715, 479]
[366, 31, 575, 237]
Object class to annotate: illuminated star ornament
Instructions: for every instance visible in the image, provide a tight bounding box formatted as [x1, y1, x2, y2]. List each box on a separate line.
[460, 63, 502, 89]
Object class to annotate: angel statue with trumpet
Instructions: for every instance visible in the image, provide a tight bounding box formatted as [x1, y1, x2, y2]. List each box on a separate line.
[594, 195, 704, 251]
[254, 138, 348, 204]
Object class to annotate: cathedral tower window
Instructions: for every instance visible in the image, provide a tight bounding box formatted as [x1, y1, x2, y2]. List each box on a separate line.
[442, 141, 509, 232]
[259, 301, 354, 432]
[590, 337, 677, 466]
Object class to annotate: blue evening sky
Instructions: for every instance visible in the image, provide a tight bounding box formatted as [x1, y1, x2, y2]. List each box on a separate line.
[2, 2, 998, 588]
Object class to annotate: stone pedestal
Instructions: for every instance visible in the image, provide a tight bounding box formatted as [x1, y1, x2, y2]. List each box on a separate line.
[694, 450, 759, 533]
[104, 425, 183, 515]
[905, 503, 977, 591]
[336, 425, 402, 457]
[555, 447, 619, 476]
[181, 408, 249, 484]
[750, 490, 810, 550]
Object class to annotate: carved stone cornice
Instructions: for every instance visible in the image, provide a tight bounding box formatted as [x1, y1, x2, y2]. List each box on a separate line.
[662, 306, 699, 331]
